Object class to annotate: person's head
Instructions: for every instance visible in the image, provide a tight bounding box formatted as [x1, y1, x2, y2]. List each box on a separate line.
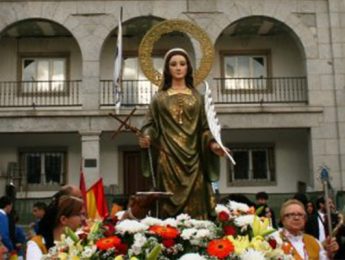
[57, 185, 83, 200]
[280, 199, 307, 235]
[293, 193, 308, 207]
[306, 201, 315, 215]
[56, 196, 85, 232]
[161, 48, 194, 90]
[32, 202, 47, 219]
[256, 192, 269, 205]
[316, 196, 335, 213]
[0, 196, 13, 214]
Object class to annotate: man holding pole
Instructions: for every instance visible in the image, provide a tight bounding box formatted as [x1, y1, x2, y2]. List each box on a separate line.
[280, 199, 339, 259]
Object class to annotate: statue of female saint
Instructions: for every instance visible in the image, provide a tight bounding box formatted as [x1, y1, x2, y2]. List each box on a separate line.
[138, 48, 226, 219]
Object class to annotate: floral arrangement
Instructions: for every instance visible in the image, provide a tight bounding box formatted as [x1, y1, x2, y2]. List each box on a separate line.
[42, 200, 294, 259]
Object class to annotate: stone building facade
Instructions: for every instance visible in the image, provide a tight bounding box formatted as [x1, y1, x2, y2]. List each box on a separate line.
[0, 0, 344, 198]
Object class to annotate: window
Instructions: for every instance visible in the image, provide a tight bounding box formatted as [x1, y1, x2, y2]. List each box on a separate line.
[221, 51, 270, 91]
[228, 144, 275, 186]
[21, 55, 67, 93]
[19, 149, 67, 186]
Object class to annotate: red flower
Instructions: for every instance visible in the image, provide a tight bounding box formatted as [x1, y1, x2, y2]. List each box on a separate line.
[223, 225, 236, 236]
[207, 239, 234, 259]
[96, 236, 121, 251]
[103, 223, 116, 236]
[218, 211, 230, 222]
[78, 232, 88, 241]
[268, 238, 277, 249]
[162, 239, 175, 248]
[117, 242, 128, 255]
[149, 225, 179, 239]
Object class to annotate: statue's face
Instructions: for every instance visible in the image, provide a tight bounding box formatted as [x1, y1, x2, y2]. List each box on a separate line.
[168, 54, 188, 81]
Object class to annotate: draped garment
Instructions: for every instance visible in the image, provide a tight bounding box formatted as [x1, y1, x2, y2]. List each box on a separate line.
[141, 88, 219, 219]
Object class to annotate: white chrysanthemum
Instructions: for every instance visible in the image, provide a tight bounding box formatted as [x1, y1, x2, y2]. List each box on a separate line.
[195, 229, 212, 239]
[189, 219, 215, 229]
[240, 249, 265, 260]
[81, 246, 97, 258]
[228, 200, 250, 212]
[130, 233, 147, 255]
[141, 216, 163, 226]
[234, 215, 255, 227]
[163, 217, 178, 227]
[179, 253, 206, 260]
[176, 213, 191, 222]
[65, 237, 75, 247]
[215, 204, 230, 215]
[181, 228, 197, 240]
[116, 219, 148, 234]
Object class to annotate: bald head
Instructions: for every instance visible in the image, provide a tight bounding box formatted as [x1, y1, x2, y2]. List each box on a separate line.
[60, 185, 83, 199]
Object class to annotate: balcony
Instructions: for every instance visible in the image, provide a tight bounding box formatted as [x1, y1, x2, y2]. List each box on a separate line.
[0, 80, 81, 108]
[100, 79, 158, 107]
[0, 77, 307, 108]
[213, 77, 308, 104]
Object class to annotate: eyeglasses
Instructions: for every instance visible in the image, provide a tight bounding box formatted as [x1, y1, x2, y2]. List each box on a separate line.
[284, 212, 305, 219]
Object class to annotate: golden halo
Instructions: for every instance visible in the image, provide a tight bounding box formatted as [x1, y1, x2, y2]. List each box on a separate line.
[139, 19, 214, 87]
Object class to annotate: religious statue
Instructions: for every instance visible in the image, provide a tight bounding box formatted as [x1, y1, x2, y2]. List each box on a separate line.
[138, 48, 227, 219]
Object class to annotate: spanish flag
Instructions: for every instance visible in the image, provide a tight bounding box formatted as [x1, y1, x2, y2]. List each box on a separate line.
[80, 171, 108, 219]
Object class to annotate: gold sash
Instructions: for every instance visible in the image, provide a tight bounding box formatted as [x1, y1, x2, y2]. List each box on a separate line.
[31, 235, 48, 254]
[289, 234, 320, 260]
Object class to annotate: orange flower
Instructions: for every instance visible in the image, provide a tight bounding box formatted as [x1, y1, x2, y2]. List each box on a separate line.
[207, 238, 234, 259]
[149, 225, 179, 239]
[96, 236, 121, 251]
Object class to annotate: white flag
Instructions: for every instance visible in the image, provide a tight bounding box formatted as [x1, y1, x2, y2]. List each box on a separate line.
[113, 9, 123, 110]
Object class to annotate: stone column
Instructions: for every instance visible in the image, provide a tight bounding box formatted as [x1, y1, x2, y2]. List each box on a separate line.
[80, 131, 101, 189]
[81, 60, 100, 110]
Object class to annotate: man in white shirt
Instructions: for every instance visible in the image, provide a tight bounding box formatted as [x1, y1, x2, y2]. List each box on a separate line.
[305, 196, 339, 243]
[280, 199, 338, 259]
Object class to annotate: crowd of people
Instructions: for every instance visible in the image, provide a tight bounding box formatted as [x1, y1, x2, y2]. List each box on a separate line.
[0, 187, 344, 259]
[224, 191, 345, 259]
[0, 185, 85, 259]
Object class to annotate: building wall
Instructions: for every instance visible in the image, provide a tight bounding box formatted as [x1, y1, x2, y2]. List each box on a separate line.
[0, 0, 344, 195]
[220, 129, 310, 193]
[0, 133, 80, 197]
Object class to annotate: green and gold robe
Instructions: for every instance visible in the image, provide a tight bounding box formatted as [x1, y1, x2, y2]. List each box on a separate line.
[141, 88, 219, 219]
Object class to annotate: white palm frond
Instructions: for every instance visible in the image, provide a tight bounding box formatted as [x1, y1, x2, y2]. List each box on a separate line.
[204, 81, 236, 165]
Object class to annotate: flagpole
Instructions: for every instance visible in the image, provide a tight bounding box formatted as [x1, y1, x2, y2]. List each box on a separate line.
[113, 6, 123, 113]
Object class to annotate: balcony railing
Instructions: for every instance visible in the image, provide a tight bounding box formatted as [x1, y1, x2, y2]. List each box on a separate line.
[0, 77, 307, 108]
[0, 80, 82, 107]
[214, 77, 308, 104]
[100, 80, 158, 106]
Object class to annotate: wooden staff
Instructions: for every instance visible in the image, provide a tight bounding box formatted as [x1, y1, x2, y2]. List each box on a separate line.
[109, 111, 189, 173]
[320, 166, 333, 237]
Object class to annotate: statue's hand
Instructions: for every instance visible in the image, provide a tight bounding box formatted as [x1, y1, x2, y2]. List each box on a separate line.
[209, 141, 230, 157]
[138, 135, 151, 148]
